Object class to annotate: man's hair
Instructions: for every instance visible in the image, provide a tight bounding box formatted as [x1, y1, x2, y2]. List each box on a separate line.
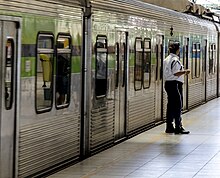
[169, 42, 180, 54]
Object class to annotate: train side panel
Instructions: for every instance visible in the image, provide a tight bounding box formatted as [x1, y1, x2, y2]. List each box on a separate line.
[0, 1, 83, 177]
[19, 16, 82, 178]
[0, 0, 220, 177]
[0, 16, 21, 178]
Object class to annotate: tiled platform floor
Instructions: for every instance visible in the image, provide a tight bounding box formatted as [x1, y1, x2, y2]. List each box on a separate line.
[48, 98, 220, 178]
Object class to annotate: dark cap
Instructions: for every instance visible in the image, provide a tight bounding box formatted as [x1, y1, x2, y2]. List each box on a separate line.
[169, 41, 180, 54]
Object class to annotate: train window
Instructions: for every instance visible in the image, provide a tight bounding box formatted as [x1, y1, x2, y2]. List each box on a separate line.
[191, 43, 201, 78]
[36, 33, 54, 113]
[115, 42, 119, 88]
[95, 35, 108, 98]
[213, 44, 216, 73]
[191, 43, 196, 79]
[55, 33, 72, 108]
[202, 40, 207, 73]
[209, 44, 213, 74]
[5, 39, 14, 110]
[143, 38, 151, 89]
[209, 43, 216, 74]
[122, 42, 126, 87]
[196, 43, 201, 78]
[134, 37, 143, 91]
[156, 36, 164, 81]
[183, 38, 189, 70]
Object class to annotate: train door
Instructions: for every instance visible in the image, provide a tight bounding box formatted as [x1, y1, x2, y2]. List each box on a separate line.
[0, 18, 20, 178]
[182, 37, 189, 111]
[155, 35, 164, 122]
[217, 32, 220, 97]
[203, 39, 208, 101]
[114, 30, 128, 142]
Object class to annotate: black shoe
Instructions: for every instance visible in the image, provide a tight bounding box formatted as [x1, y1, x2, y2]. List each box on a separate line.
[175, 127, 190, 134]
[165, 125, 175, 133]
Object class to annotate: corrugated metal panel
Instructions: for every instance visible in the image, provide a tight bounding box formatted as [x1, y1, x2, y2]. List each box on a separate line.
[128, 92, 155, 133]
[48, 0, 83, 6]
[18, 114, 80, 178]
[4, 0, 83, 7]
[206, 78, 217, 100]
[91, 0, 216, 35]
[188, 82, 204, 108]
[90, 101, 115, 154]
[0, 0, 82, 17]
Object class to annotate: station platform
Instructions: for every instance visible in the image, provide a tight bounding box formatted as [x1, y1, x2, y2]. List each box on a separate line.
[48, 98, 220, 178]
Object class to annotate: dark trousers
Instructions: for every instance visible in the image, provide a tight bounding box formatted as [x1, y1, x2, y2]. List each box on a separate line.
[165, 81, 183, 128]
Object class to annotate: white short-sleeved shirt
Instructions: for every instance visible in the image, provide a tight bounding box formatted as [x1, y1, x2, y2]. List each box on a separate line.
[163, 53, 184, 83]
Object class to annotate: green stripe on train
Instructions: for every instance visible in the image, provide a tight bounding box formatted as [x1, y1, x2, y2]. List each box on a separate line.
[0, 10, 82, 45]
[21, 56, 81, 77]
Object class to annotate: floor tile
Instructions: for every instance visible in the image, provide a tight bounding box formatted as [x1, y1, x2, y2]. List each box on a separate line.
[47, 98, 220, 178]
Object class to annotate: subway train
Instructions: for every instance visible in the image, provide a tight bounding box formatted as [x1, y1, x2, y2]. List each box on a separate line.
[0, 0, 220, 177]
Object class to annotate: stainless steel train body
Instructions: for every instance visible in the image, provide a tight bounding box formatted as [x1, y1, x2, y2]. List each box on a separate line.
[0, 1, 84, 177]
[0, 0, 219, 177]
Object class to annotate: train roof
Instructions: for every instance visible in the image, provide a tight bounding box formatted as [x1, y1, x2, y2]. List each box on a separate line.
[39, 0, 89, 7]
[91, 0, 217, 34]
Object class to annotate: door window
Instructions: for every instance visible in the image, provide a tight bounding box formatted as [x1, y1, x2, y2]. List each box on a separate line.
[143, 38, 151, 89]
[95, 35, 108, 98]
[5, 38, 14, 110]
[55, 33, 71, 108]
[196, 43, 201, 78]
[209, 43, 216, 74]
[191, 43, 201, 78]
[36, 33, 54, 113]
[134, 37, 143, 91]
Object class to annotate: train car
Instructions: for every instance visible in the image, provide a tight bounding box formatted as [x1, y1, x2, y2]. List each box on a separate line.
[0, 0, 89, 177]
[0, 0, 220, 177]
[215, 23, 220, 97]
[86, 0, 219, 155]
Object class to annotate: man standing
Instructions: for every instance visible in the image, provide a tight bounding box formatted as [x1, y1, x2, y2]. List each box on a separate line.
[163, 41, 190, 134]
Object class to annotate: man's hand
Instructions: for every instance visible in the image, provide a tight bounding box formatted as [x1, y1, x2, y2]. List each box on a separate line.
[185, 69, 190, 75]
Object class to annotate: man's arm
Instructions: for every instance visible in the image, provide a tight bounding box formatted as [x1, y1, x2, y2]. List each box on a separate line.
[174, 69, 190, 76]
